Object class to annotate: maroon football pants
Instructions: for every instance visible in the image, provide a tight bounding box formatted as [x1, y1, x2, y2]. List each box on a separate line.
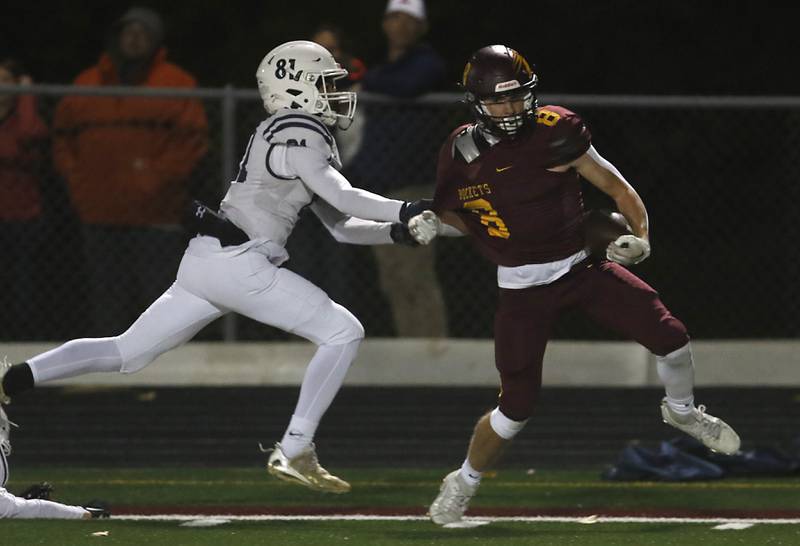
[494, 260, 689, 421]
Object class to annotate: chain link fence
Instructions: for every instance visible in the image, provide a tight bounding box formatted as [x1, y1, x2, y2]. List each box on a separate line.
[1, 85, 798, 341]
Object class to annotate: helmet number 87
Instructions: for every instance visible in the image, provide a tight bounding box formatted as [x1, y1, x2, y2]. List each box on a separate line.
[463, 198, 510, 239]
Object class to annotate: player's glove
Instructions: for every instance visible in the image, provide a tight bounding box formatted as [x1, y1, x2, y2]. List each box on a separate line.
[389, 223, 419, 246]
[606, 234, 651, 265]
[399, 199, 433, 224]
[408, 211, 441, 245]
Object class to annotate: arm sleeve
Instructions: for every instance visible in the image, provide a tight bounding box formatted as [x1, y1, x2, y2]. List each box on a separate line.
[286, 145, 404, 222]
[310, 199, 393, 245]
[0, 491, 88, 519]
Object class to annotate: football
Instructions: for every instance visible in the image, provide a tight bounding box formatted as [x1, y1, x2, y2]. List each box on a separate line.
[583, 209, 633, 256]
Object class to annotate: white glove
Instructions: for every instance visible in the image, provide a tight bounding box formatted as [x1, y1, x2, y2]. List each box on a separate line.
[408, 210, 441, 245]
[606, 234, 651, 265]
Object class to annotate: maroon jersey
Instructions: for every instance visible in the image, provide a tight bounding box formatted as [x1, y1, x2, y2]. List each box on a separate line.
[433, 105, 591, 267]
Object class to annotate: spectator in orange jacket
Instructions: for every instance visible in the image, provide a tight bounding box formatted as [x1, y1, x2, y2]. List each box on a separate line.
[0, 58, 49, 340]
[53, 6, 209, 335]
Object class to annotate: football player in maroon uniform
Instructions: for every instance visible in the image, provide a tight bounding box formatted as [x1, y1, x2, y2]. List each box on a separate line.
[412, 45, 741, 526]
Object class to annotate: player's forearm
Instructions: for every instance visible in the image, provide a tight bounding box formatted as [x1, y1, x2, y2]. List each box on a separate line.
[613, 189, 649, 240]
[328, 218, 394, 245]
[328, 186, 403, 223]
[311, 198, 393, 245]
[580, 147, 649, 239]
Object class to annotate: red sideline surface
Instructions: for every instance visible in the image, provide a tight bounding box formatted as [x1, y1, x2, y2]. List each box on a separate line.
[113, 505, 800, 519]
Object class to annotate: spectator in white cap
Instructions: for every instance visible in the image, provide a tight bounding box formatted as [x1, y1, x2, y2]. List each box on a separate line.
[342, 0, 448, 340]
[361, 0, 445, 98]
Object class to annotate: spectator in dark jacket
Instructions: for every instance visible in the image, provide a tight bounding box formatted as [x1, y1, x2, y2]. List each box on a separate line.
[338, 0, 448, 338]
[361, 0, 445, 98]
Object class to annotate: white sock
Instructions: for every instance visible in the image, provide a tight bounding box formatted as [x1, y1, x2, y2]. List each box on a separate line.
[656, 343, 695, 414]
[665, 395, 695, 416]
[459, 458, 482, 487]
[280, 415, 318, 459]
[280, 339, 360, 458]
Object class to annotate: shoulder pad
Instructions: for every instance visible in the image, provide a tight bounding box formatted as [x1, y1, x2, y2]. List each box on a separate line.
[536, 106, 592, 168]
[261, 110, 335, 156]
[451, 125, 482, 164]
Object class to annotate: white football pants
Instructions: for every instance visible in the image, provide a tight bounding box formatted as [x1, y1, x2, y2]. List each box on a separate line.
[0, 451, 87, 519]
[28, 237, 365, 435]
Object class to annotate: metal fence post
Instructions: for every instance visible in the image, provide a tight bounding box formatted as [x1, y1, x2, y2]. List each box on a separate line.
[221, 84, 237, 341]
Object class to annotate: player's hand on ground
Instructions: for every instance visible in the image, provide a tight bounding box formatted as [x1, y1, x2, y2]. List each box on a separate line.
[408, 211, 441, 245]
[606, 234, 651, 265]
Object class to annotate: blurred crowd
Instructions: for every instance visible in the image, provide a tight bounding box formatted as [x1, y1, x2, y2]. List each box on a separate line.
[0, 0, 453, 341]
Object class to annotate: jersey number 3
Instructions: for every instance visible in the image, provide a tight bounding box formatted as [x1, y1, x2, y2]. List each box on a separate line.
[463, 198, 510, 239]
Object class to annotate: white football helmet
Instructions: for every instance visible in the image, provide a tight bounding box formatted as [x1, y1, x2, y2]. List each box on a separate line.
[256, 40, 357, 128]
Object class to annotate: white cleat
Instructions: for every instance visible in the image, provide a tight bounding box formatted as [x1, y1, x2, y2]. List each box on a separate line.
[428, 469, 479, 526]
[660, 398, 741, 455]
[263, 442, 350, 494]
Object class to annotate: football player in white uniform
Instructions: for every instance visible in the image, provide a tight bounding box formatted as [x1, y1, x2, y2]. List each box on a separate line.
[0, 407, 108, 518]
[0, 41, 429, 493]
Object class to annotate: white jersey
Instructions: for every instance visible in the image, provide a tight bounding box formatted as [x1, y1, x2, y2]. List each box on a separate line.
[219, 110, 342, 248]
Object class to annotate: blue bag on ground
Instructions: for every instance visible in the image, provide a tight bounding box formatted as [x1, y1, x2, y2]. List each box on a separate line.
[601, 441, 725, 481]
[667, 436, 800, 476]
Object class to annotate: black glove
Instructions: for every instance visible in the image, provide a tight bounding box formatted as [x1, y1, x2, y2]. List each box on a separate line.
[19, 482, 54, 500]
[389, 223, 419, 246]
[399, 199, 433, 224]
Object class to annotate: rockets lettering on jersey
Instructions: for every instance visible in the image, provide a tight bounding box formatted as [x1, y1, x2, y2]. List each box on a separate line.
[433, 105, 592, 267]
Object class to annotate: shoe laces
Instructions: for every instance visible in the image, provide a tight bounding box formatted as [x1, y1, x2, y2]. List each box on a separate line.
[694, 405, 722, 440]
[295, 443, 323, 472]
[440, 477, 474, 514]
